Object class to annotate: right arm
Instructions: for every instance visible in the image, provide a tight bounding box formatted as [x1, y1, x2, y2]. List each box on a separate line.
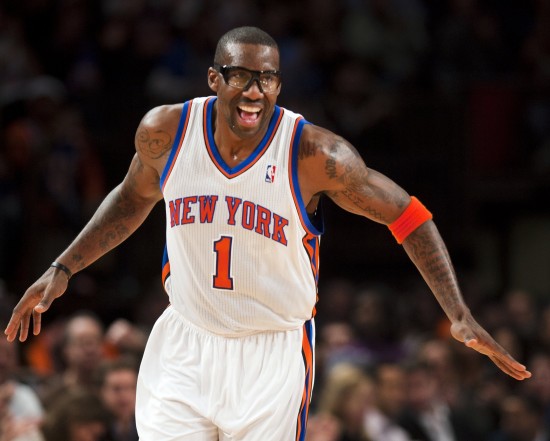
[56, 153, 163, 274]
[4, 104, 182, 342]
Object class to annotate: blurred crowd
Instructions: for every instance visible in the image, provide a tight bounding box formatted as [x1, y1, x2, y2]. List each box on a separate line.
[3, 282, 550, 441]
[1, 0, 550, 440]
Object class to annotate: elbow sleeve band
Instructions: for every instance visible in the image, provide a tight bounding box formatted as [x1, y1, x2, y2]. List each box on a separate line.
[388, 196, 433, 244]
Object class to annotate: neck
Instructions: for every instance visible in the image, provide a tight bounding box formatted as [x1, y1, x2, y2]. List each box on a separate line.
[212, 103, 263, 165]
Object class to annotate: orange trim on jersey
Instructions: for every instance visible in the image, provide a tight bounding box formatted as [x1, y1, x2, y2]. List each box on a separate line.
[302, 233, 320, 286]
[288, 117, 321, 312]
[161, 100, 194, 191]
[161, 261, 171, 286]
[295, 321, 314, 441]
[203, 99, 284, 179]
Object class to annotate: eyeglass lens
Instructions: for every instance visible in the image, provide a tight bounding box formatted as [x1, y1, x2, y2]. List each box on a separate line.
[224, 68, 280, 93]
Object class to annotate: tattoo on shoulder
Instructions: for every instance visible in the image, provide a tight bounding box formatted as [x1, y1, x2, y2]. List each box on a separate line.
[298, 138, 319, 160]
[323, 140, 400, 223]
[325, 158, 337, 178]
[323, 139, 350, 180]
[136, 128, 172, 159]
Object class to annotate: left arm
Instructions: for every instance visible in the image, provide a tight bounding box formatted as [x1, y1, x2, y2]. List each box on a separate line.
[298, 124, 531, 380]
[402, 221, 530, 379]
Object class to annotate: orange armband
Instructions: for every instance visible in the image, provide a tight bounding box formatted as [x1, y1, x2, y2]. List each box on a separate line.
[388, 196, 432, 244]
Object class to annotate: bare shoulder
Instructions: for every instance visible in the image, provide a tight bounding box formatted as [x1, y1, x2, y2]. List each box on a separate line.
[298, 124, 365, 194]
[298, 123, 409, 223]
[135, 104, 185, 161]
[299, 124, 358, 161]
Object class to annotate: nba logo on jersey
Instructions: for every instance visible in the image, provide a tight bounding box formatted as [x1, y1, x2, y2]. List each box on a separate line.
[265, 164, 277, 183]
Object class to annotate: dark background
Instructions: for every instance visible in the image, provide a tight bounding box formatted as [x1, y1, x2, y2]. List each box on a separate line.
[1, 0, 549, 325]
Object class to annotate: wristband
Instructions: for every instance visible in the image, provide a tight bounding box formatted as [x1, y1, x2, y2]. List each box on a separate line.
[50, 261, 72, 280]
[388, 196, 432, 244]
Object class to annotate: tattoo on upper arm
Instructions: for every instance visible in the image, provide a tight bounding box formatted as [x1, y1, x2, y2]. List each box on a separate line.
[324, 138, 406, 223]
[325, 158, 337, 179]
[324, 139, 394, 222]
[298, 138, 318, 160]
[135, 128, 172, 159]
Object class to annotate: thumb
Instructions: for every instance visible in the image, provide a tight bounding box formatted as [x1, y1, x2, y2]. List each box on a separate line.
[465, 338, 479, 347]
[450, 322, 476, 344]
[34, 301, 50, 313]
[34, 284, 61, 313]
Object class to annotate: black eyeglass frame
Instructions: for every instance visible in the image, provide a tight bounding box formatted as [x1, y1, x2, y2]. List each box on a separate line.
[213, 64, 282, 94]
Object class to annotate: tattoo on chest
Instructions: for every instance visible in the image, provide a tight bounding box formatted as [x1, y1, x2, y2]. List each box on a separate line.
[135, 128, 172, 159]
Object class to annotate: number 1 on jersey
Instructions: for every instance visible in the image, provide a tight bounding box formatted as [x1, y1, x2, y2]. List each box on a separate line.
[213, 235, 234, 290]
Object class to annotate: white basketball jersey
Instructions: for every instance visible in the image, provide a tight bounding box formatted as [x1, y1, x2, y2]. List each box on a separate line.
[159, 97, 323, 336]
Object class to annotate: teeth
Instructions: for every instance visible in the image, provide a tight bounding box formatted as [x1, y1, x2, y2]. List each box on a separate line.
[239, 105, 260, 113]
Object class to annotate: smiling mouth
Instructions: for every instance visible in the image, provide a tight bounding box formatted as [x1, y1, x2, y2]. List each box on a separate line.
[237, 104, 261, 124]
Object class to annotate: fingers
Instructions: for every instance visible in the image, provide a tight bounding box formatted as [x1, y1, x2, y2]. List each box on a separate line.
[4, 280, 60, 342]
[489, 354, 532, 381]
[4, 310, 41, 343]
[32, 309, 42, 336]
[4, 315, 21, 342]
[19, 313, 31, 342]
[465, 338, 532, 380]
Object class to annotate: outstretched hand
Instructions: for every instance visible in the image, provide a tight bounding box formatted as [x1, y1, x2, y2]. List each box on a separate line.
[4, 267, 69, 342]
[450, 314, 531, 381]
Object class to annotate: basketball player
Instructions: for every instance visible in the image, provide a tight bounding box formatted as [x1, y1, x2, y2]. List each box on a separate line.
[4, 26, 530, 440]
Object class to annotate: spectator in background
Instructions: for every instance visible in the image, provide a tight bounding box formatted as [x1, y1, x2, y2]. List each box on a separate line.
[305, 413, 341, 441]
[317, 321, 373, 384]
[39, 311, 105, 408]
[41, 389, 111, 441]
[0, 338, 43, 441]
[103, 319, 147, 361]
[522, 351, 550, 429]
[0, 75, 106, 286]
[503, 290, 539, 352]
[398, 360, 488, 441]
[316, 363, 375, 441]
[351, 286, 406, 364]
[489, 392, 550, 441]
[98, 357, 139, 441]
[417, 338, 461, 406]
[364, 362, 411, 441]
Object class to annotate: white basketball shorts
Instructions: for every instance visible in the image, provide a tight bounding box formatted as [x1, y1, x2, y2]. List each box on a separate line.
[136, 306, 315, 440]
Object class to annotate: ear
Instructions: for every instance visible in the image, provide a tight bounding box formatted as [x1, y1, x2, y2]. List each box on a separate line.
[208, 68, 219, 93]
[274, 82, 282, 97]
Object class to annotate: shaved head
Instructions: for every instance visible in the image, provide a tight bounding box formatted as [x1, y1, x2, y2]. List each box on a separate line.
[214, 26, 279, 65]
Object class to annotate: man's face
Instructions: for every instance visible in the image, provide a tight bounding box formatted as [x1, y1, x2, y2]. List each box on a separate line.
[209, 43, 281, 140]
[101, 368, 137, 420]
[376, 365, 407, 417]
[63, 317, 104, 371]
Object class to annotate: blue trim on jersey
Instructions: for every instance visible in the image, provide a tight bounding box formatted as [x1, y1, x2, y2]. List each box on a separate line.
[297, 318, 314, 441]
[291, 120, 324, 236]
[162, 243, 170, 285]
[205, 98, 282, 176]
[160, 100, 191, 189]
[162, 244, 169, 268]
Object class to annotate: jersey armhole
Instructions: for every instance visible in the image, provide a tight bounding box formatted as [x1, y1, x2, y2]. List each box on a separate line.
[160, 100, 193, 190]
[289, 119, 324, 236]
